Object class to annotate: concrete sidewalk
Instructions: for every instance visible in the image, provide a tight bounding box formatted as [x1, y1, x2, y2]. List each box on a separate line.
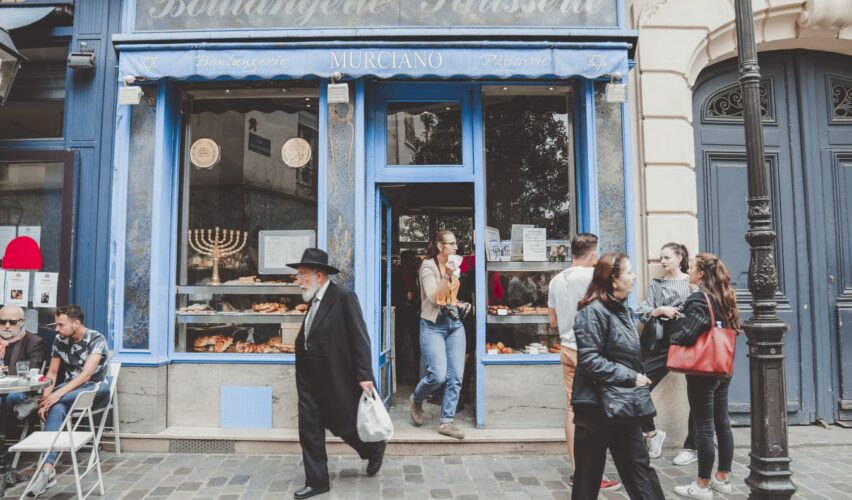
[7, 425, 850, 499]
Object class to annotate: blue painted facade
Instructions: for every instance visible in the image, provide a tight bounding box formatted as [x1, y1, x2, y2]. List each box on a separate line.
[0, 0, 122, 342]
[106, 0, 638, 429]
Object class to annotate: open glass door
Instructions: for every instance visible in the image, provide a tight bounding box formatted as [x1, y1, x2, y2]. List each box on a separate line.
[377, 190, 394, 406]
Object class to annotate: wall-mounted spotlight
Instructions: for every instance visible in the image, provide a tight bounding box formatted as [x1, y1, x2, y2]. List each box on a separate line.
[67, 41, 95, 70]
[605, 72, 626, 104]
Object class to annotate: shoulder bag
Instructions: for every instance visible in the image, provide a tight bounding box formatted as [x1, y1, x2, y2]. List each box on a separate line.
[666, 293, 736, 377]
[600, 384, 657, 421]
[641, 280, 666, 355]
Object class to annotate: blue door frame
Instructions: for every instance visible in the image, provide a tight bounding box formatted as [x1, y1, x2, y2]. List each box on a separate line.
[365, 80, 609, 428]
[377, 191, 394, 406]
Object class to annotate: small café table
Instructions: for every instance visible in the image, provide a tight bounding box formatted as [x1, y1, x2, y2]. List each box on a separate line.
[0, 376, 50, 496]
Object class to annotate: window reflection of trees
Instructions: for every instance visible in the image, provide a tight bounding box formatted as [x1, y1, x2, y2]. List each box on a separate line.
[485, 94, 576, 240]
[410, 109, 462, 165]
[387, 102, 462, 165]
[399, 215, 429, 243]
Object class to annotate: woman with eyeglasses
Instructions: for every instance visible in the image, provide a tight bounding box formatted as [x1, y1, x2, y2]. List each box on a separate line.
[409, 230, 467, 440]
[571, 253, 665, 499]
[671, 254, 740, 499]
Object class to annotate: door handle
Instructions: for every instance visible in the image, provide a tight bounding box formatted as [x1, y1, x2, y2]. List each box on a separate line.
[828, 275, 835, 284]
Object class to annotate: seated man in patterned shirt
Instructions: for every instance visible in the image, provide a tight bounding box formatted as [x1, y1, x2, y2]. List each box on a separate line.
[26, 304, 110, 497]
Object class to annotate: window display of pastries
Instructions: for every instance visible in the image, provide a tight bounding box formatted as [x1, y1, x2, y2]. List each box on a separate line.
[193, 335, 234, 352]
[251, 302, 289, 313]
[179, 303, 214, 313]
[487, 305, 511, 315]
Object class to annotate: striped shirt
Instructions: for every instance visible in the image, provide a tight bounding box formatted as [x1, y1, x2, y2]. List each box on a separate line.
[636, 277, 691, 324]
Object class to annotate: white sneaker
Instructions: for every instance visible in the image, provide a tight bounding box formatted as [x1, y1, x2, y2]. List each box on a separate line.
[645, 430, 666, 459]
[673, 448, 699, 466]
[710, 475, 732, 494]
[674, 481, 713, 499]
[25, 467, 56, 497]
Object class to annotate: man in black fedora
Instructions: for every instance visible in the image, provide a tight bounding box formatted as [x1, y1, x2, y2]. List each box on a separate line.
[289, 248, 386, 499]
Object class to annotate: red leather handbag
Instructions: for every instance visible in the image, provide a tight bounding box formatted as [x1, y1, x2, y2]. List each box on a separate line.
[666, 293, 736, 377]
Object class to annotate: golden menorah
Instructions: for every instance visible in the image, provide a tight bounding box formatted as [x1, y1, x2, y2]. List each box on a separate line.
[187, 227, 248, 285]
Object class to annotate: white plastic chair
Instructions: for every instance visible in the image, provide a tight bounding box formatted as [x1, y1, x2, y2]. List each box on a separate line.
[90, 362, 121, 458]
[10, 389, 104, 499]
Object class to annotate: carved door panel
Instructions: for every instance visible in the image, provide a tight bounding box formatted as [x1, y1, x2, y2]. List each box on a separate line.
[694, 51, 852, 423]
[693, 55, 808, 424]
[801, 56, 852, 421]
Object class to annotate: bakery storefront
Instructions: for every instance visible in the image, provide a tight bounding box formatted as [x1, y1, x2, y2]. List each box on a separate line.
[111, 0, 637, 441]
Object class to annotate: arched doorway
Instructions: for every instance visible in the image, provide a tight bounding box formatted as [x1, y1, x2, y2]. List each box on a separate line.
[693, 50, 852, 425]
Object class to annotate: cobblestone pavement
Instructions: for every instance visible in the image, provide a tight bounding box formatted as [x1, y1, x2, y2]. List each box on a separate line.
[5, 443, 850, 500]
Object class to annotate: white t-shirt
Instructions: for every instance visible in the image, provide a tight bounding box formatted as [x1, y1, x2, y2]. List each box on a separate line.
[547, 266, 595, 349]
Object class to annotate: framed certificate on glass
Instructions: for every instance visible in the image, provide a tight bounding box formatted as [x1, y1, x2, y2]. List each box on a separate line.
[258, 230, 316, 274]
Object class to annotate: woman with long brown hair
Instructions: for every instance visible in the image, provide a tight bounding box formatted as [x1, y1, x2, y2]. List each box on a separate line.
[571, 253, 664, 499]
[671, 253, 740, 499]
[409, 230, 467, 439]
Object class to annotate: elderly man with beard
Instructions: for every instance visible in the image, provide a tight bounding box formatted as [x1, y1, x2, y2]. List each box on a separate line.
[0, 305, 44, 427]
[289, 248, 386, 500]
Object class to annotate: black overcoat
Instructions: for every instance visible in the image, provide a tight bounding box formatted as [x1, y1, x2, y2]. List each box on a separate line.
[295, 282, 374, 436]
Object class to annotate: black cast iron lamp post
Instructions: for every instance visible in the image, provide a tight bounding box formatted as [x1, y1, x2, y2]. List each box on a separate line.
[733, 0, 796, 498]
[0, 28, 25, 106]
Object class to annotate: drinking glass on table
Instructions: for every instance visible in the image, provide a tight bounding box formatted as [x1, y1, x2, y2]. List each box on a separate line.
[16, 361, 29, 379]
[0, 361, 7, 376]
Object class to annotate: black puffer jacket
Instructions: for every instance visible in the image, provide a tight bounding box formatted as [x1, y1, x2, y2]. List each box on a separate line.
[572, 298, 643, 408]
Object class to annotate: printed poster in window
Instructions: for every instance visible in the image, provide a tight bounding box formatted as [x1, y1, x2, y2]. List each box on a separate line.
[0, 270, 5, 305]
[5, 271, 29, 307]
[33, 272, 58, 308]
[18, 226, 41, 247]
[0, 226, 16, 259]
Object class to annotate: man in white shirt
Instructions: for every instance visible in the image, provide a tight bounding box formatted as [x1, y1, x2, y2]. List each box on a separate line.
[548, 234, 621, 491]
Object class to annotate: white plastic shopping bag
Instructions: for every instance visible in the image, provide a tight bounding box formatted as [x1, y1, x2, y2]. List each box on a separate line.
[357, 387, 394, 442]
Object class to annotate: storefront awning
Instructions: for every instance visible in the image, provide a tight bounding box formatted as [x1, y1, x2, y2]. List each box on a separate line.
[0, 6, 56, 31]
[117, 42, 631, 81]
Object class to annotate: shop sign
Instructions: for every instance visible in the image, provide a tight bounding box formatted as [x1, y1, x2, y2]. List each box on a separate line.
[248, 132, 272, 157]
[119, 46, 630, 80]
[135, 0, 618, 32]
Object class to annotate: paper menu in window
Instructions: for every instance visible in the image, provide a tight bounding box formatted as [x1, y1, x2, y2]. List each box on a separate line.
[33, 272, 58, 308]
[510, 224, 533, 261]
[0, 226, 16, 258]
[262, 234, 312, 271]
[5, 271, 29, 307]
[522, 228, 547, 262]
[18, 226, 41, 247]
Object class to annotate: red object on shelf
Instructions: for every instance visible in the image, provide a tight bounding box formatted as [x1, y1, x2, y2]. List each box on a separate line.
[2, 236, 43, 270]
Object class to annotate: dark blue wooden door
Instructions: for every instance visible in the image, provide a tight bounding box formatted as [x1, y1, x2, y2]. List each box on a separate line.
[693, 51, 852, 424]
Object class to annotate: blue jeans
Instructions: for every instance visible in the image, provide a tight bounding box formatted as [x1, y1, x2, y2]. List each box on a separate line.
[43, 381, 111, 465]
[412, 312, 465, 423]
[1, 391, 29, 432]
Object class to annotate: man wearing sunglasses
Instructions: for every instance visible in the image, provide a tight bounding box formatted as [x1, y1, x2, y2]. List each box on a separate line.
[0, 305, 44, 429]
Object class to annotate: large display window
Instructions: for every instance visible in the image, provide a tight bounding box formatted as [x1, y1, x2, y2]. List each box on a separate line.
[174, 85, 320, 355]
[482, 85, 578, 356]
